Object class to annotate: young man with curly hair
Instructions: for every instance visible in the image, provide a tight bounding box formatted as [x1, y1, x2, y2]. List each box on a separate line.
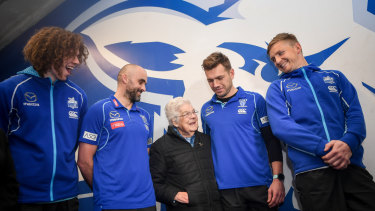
[0, 26, 89, 211]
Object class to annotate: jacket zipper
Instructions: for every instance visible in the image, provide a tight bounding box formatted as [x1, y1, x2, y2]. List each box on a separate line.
[301, 67, 331, 142]
[190, 135, 212, 208]
[49, 81, 57, 201]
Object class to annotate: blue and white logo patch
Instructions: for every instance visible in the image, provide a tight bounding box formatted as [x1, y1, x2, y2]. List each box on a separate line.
[239, 99, 247, 107]
[260, 116, 269, 124]
[67, 97, 78, 109]
[25, 92, 37, 102]
[69, 111, 79, 119]
[323, 76, 335, 84]
[286, 83, 301, 92]
[205, 106, 214, 117]
[83, 131, 98, 142]
[328, 85, 338, 93]
[286, 83, 298, 89]
[23, 92, 40, 106]
[109, 111, 120, 118]
[238, 108, 247, 114]
[109, 111, 123, 122]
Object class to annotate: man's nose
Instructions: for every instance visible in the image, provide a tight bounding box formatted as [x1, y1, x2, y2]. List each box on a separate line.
[73, 56, 79, 64]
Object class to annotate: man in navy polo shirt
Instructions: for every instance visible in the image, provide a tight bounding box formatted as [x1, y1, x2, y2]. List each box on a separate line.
[77, 64, 156, 211]
[201, 52, 285, 211]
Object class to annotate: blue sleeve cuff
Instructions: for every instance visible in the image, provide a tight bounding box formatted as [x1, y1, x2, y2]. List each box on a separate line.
[315, 138, 328, 157]
[341, 133, 360, 151]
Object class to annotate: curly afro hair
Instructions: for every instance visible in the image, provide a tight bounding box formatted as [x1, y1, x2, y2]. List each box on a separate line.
[23, 26, 89, 76]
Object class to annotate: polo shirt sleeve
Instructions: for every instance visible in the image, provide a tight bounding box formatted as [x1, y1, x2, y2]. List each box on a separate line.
[78, 91, 88, 132]
[200, 106, 211, 135]
[79, 102, 104, 146]
[254, 93, 270, 128]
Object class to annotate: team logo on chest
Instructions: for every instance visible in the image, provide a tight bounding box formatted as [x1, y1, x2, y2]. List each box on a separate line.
[237, 98, 247, 114]
[67, 97, 78, 109]
[67, 97, 79, 119]
[238, 99, 247, 107]
[205, 106, 214, 117]
[323, 76, 335, 84]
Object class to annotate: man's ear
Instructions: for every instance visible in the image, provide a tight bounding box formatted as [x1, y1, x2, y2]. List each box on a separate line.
[121, 73, 128, 84]
[295, 42, 302, 55]
[230, 68, 234, 80]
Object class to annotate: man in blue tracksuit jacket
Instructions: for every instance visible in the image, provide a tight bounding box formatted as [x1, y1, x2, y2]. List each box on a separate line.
[0, 27, 88, 210]
[266, 32, 375, 210]
[77, 64, 156, 211]
[201, 52, 285, 210]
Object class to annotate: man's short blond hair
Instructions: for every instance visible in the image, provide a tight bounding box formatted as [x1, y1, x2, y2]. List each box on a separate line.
[267, 33, 299, 55]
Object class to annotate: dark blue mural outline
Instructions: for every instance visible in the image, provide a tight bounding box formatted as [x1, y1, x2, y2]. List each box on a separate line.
[218, 38, 350, 82]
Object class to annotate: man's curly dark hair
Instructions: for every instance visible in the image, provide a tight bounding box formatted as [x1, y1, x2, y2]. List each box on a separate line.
[23, 26, 89, 77]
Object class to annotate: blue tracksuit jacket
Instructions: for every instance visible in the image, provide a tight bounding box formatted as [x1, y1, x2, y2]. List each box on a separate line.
[266, 64, 365, 175]
[0, 66, 87, 203]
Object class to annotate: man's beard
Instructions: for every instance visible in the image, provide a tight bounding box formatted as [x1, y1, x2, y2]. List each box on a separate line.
[128, 88, 141, 103]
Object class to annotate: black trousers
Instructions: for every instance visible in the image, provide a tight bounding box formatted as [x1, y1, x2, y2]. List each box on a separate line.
[103, 205, 156, 211]
[165, 201, 223, 211]
[17, 197, 78, 211]
[295, 165, 375, 211]
[219, 186, 278, 211]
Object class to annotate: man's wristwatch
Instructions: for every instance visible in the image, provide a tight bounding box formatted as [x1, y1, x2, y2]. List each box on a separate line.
[273, 173, 285, 181]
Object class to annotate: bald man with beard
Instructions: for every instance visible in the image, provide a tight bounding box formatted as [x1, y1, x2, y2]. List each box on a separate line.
[78, 64, 156, 211]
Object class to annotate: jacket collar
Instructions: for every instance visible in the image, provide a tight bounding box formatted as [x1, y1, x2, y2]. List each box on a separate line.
[17, 66, 69, 84]
[280, 64, 321, 79]
[17, 66, 41, 78]
[167, 126, 196, 140]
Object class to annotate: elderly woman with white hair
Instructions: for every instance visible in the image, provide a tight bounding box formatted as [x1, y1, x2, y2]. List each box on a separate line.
[149, 97, 222, 211]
